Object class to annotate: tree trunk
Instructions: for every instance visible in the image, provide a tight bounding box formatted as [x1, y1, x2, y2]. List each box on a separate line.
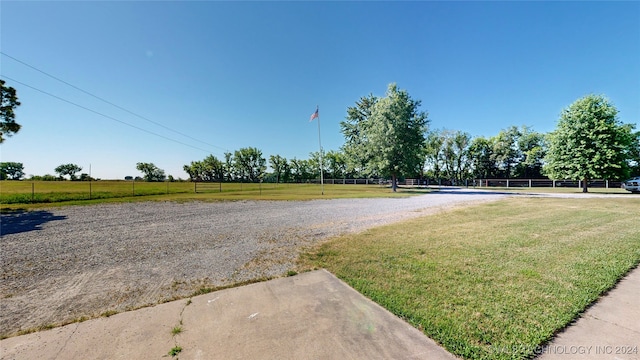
[582, 177, 588, 193]
[392, 173, 397, 192]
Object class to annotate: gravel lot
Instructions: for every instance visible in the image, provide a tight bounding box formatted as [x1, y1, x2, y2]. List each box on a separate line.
[0, 189, 507, 338]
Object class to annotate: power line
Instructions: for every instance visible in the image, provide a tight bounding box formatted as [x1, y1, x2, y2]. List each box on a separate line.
[0, 51, 228, 152]
[1, 75, 223, 155]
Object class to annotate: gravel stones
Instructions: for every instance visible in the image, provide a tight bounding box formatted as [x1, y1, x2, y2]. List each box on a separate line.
[0, 190, 506, 338]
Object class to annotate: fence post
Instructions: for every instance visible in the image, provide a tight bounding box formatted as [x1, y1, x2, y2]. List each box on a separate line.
[89, 181, 92, 200]
[506, 179, 510, 188]
[132, 179, 135, 196]
[194, 182, 197, 193]
[32, 182, 35, 202]
[529, 179, 532, 188]
[606, 179, 609, 189]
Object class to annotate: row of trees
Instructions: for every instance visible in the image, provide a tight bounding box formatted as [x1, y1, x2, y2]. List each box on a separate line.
[3, 80, 638, 193]
[424, 126, 547, 184]
[0, 162, 92, 181]
[182, 148, 349, 184]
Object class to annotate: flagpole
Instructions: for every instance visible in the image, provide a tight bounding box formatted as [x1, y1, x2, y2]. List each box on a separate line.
[316, 106, 324, 195]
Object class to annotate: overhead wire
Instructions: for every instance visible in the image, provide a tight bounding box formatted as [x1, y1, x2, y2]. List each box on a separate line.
[1, 75, 222, 155]
[0, 51, 228, 153]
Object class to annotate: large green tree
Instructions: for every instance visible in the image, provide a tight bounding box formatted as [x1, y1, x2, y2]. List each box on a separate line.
[341, 83, 429, 191]
[544, 94, 636, 192]
[233, 147, 266, 182]
[136, 162, 166, 182]
[442, 130, 472, 184]
[0, 162, 24, 180]
[184, 155, 224, 182]
[269, 154, 288, 184]
[340, 93, 378, 178]
[0, 80, 21, 143]
[54, 163, 83, 180]
[468, 136, 497, 179]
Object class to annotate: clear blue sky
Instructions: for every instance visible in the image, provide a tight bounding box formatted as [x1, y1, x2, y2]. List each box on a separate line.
[1, 1, 638, 180]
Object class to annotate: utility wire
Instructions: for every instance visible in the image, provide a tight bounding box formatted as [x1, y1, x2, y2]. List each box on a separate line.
[1, 75, 222, 155]
[0, 51, 228, 152]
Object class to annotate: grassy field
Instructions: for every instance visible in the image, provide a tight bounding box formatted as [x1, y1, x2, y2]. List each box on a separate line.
[0, 180, 419, 209]
[301, 197, 640, 360]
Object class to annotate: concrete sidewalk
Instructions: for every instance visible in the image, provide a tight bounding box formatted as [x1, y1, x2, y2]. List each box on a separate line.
[2, 267, 638, 360]
[0, 270, 456, 360]
[537, 267, 640, 360]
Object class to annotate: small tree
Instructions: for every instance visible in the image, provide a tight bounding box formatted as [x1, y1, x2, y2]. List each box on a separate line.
[0, 162, 25, 180]
[54, 163, 83, 180]
[136, 162, 166, 182]
[0, 80, 21, 143]
[544, 94, 636, 192]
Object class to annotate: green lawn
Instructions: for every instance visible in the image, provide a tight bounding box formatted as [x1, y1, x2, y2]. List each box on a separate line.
[0, 181, 420, 209]
[302, 197, 640, 360]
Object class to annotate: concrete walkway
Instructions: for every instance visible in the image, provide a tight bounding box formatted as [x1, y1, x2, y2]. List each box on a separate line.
[2, 267, 638, 360]
[537, 267, 640, 360]
[0, 270, 456, 360]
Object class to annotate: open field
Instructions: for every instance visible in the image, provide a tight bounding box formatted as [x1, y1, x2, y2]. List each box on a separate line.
[302, 197, 640, 360]
[0, 189, 503, 339]
[0, 181, 414, 209]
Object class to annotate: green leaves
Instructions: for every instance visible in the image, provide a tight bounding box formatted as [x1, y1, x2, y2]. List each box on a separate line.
[0, 162, 25, 180]
[543, 94, 636, 191]
[0, 79, 21, 143]
[340, 83, 429, 191]
[55, 163, 83, 181]
[135, 162, 165, 182]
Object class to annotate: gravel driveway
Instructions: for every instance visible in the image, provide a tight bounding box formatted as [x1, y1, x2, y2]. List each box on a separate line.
[0, 189, 507, 338]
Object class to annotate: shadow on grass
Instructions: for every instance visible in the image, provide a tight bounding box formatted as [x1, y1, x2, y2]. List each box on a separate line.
[0, 210, 67, 236]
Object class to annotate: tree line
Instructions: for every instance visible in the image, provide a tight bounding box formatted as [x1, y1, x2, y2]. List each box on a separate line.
[2, 81, 638, 193]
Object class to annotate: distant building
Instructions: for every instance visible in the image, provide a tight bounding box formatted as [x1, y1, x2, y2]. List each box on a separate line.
[125, 176, 133, 181]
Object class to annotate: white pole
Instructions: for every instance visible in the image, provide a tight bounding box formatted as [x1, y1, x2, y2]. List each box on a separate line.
[316, 106, 324, 195]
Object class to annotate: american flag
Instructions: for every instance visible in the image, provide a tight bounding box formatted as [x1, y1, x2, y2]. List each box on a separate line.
[309, 107, 319, 122]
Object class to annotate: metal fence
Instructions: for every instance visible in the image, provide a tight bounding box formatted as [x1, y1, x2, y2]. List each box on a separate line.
[474, 179, 623, 189]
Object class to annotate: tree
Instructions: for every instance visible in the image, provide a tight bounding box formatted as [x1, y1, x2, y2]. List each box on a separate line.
[224, 152, 234, 181]
[543, 94, 636, 192]
[340, 93, 378, 178]
[342, 83, 429, 191]
[289, 157, 312, 183]
[54, 163, 82, 180]
[441, 130, 471, 184]
[136, 162, 166, 182]
[491, 126, 522, 178]
[0, 80, 21, 143]
[628, 129, 640, 176]
[516, 126, 546, 178]
[233, 147, 266, 182]
[183, 155, 224, 182]
[468, 136, 497, 179]
[0, 162, 24, 180]
[269, 154, 287, 184]
[325, 150, 347, 179]
[424, 130, 445, 182]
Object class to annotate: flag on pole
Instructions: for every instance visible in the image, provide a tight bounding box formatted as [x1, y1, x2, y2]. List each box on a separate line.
[309, 107, 319, 122]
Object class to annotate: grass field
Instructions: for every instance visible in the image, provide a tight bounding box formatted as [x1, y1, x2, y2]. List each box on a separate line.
[301, 197, 640, 360]
[0, 180, 419, 209]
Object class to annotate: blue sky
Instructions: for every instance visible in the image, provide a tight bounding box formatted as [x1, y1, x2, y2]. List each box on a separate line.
[1, 1, 638, 180]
